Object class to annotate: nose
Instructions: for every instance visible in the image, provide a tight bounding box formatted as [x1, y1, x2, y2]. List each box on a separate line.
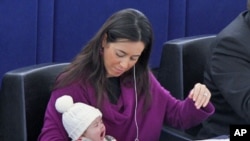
[100, 122, 105, 129]
[119, 59, 130, 69]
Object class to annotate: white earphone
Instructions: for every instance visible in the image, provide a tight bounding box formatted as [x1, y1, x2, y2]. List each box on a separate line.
[133, 66, 139, 141]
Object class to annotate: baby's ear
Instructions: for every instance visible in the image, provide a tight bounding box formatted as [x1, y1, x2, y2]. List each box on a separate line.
[80, 137, 92, 141]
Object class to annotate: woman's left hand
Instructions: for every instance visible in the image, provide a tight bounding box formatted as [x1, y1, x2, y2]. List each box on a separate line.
[188, 83, 211, 109]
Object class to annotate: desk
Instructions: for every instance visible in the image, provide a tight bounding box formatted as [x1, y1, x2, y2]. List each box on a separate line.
[195, 135, 229, 141]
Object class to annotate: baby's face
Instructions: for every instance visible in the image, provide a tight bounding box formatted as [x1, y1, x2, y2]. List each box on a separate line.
[82, 116, 106, 141]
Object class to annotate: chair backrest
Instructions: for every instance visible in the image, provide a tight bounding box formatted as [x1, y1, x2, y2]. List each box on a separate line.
[158, 34, 216, 100]
[0, 62, 69, 141]
[157, 35, 216, 138]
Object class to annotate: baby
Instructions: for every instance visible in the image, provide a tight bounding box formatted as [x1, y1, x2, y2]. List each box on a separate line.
[55, 95, 116, 141]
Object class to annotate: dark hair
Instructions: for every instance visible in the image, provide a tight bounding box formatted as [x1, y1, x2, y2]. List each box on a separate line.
[55, 8, 153, 110]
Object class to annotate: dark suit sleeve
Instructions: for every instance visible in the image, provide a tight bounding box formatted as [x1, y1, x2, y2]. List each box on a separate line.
[210, 34, 250, 121]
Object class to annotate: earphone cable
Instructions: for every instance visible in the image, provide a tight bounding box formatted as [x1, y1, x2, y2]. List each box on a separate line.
[133, 66, 139, 141]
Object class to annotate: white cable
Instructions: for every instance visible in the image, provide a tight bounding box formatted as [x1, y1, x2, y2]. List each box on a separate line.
[133, 66, 139, 141]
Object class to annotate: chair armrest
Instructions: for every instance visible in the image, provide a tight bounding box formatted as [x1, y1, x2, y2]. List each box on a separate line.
[160, 126, 196, 141]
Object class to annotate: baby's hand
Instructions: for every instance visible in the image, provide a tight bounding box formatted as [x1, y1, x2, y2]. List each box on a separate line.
[105, 135, 117, 141]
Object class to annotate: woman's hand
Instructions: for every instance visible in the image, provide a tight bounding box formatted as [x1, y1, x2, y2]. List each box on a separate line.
[188, 83, 211, 109]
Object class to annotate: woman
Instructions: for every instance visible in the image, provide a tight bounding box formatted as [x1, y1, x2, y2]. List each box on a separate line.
[38, 8, 214, 141]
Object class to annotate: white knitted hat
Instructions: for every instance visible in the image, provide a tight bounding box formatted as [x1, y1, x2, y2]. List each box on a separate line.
[55, 95, 102, 140]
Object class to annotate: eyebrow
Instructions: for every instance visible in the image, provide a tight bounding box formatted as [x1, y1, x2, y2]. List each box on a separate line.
[116, 49, 141, 57]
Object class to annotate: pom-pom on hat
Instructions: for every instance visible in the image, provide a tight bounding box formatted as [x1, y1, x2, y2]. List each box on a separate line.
[55, 95, 102, 140]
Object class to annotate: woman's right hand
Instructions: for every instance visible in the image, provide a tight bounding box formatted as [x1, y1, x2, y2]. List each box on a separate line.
[188, 83, 211, 109]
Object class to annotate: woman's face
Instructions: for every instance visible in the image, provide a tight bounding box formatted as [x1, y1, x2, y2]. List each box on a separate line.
[102, 38, 145, 77]
[80, 116, 106, 141]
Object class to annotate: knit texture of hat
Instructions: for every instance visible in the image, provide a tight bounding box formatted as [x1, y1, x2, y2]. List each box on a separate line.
[55, 95, 102, 140]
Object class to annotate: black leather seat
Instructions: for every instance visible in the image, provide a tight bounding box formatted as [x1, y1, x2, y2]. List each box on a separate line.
[0, 63, 69, 141]
[158, 34, 216, 141]
[158, 34, 216, 99]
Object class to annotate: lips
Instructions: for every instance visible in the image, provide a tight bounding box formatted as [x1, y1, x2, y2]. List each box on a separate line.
[114, 67, 124, 74]
[100, 130, 105, 141]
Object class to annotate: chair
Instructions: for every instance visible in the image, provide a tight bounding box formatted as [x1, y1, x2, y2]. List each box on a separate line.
[158, 34, 216, 141]
[0, 62, 69, 141]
